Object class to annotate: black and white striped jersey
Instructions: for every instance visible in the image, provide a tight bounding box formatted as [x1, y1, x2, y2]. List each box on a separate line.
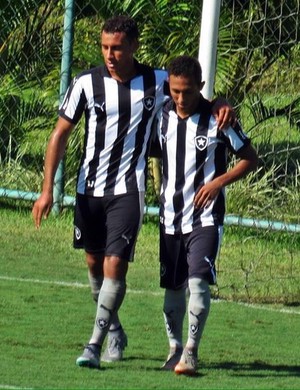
[59, 61, 168, 196]
[157, 98, 251, 234]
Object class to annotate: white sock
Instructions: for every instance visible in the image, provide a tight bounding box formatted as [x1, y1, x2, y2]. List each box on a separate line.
[163, 288, 186, 350]
[89, 278, 126, 345]
[88, 270, 103, 302]
[186, 278, 210, 353]
[88, 270, 123, 332]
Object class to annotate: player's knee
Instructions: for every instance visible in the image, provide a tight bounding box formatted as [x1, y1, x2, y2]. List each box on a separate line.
[188, 277, 209, 294]
[188, 277, 210, 315]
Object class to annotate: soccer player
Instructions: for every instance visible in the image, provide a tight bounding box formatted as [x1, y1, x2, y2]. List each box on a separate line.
[32, 16, 235, 370]
[154, 55, 258, 375]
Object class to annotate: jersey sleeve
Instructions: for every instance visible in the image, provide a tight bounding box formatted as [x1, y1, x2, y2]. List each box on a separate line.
[58, 75, 87, 124]
[221, 121, 251, 154]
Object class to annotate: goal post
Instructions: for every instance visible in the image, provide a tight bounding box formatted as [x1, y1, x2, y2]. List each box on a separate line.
[198, 0, 221, 100]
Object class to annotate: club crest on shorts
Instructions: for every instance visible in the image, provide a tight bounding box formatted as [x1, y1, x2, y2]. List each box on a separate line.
[195, 135, 208, 151]
[160, 263, 166, 277]
[143, 96, 156, 111]
[74, 226, 81, 240]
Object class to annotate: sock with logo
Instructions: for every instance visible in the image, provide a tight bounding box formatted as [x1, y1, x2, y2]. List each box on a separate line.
[186, 277, 210, 352]
[163, 288, 186, 349]
[89, 277, 126, 346]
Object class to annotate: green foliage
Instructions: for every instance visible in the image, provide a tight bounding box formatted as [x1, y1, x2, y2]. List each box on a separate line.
[0, 1, 63, 163]
[0, 0, 299, 229]
[216, 0, 300, 124]
[122, 0, 201, 67]
[226, 164, 300, 223]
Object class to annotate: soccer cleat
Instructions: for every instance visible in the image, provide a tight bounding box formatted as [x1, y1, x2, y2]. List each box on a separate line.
[174, 348, 198, 376]
[101, 328, 128, 362]
[161, 346, 183, 371]
[76, 343, 101, 369]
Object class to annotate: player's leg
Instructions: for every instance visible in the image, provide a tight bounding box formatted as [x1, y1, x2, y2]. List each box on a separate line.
[74, 194, 105, 303]
[86, 252, 104, 302]
[160, 229, 188, 370]
[76, 254, 128, 369]
[174, 277, 210, 376]
[74, 194, 123, 368]
[175, 225, 223, 376]
[76, 193, 143, 368]
[161, 288, 186, 370]
[98, 256, 128, 363]
[86, 251, 124, 338]
[100, 192, 143, 362]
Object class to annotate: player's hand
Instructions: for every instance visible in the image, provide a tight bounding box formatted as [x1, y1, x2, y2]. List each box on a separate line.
[212, 97, 236, 130]
[32, 192, 53, 229]
[194, 180, 221, 209]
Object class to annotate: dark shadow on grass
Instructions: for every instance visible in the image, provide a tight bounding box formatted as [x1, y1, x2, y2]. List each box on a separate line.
[112, 356, 203, 377]
[115, 357, 300, 379]
[204, 361, 300, 378]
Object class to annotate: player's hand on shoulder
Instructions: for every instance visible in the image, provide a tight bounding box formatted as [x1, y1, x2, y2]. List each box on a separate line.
[211, 97, 236, 130]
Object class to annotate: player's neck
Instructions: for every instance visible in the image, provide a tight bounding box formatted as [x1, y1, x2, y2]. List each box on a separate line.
[110, 65, 137, 83]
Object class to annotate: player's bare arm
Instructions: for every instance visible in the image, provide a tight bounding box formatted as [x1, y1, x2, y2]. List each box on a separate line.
[194, 144, 258, 209]
[32, 117, 74, 228]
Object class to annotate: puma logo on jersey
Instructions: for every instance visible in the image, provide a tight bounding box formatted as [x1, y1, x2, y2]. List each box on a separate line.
[143, 96, 155, 111]
[94, 102, 106, 112]
[161, 134, 167, 144]
[195, 135, 208, 151]
[87, 180, 95, 188]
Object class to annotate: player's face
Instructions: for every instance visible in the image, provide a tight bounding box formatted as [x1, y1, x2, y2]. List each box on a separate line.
[101, 31, 138, 81]
[169, 74, 203, 119]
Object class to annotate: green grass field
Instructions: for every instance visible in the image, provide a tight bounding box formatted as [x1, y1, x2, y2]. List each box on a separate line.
[0, 205, 300, 389]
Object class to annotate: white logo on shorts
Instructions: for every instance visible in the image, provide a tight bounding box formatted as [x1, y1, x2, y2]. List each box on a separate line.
[160, 263, 166, 277]
[75, 226, 81, 240]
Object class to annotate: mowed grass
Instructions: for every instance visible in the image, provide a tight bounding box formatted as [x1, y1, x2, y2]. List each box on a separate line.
[0, 205, 300, 389]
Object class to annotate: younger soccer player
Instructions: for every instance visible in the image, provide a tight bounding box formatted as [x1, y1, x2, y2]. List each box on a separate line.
[154, 55, 258, 375]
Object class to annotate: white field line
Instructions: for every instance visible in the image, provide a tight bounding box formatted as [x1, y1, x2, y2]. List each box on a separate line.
[0, 386, 33, 390]
[1, 275, 299, 315]
[0, 275, 163, 296]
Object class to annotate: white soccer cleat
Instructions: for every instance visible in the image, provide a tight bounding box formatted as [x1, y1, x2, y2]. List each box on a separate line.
[101, 328, 128, 362]
[76, 344, 101, 369]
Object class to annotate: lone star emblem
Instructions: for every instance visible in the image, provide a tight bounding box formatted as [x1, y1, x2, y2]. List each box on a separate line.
[190, 324, 199, 335]
[97, 318, 108, 329]
[143, 96, 155, 111]
[194, 135, 208, 151]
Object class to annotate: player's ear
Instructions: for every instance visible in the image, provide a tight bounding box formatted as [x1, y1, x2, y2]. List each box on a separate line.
[132, 38, 139, 53]
[199, 81, 205, 91]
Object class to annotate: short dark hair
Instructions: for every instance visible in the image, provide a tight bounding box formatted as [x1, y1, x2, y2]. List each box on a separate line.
[102, 15, 139, 43]
[167, 55, 202, 85]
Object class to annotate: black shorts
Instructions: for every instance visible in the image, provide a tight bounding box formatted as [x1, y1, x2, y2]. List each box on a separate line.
[73, 192, 144, 261]
[159, 225, 223, 289]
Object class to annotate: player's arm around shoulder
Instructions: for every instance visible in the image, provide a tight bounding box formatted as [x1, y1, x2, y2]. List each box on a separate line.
[32, 117, 74, 228]
[211, 97, 236, 129]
